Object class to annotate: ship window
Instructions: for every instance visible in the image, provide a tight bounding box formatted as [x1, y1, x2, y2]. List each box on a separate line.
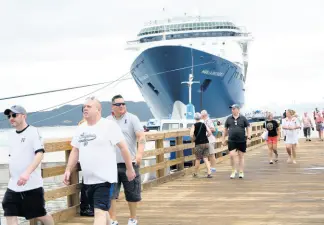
[187, 123, 194, 128]
[201, 79, 212, 92]
[147, 82, 159, 95]
[162, 123, 179, 130]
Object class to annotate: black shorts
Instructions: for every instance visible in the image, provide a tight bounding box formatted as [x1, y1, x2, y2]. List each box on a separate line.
[228, 141, 247, 153]
[83, 182, 113, 211]
[111, 163, 141, 202]
[2, 187, 46, 220]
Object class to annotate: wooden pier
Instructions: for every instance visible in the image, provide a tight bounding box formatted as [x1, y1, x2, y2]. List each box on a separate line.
[27, 121, 324, 225]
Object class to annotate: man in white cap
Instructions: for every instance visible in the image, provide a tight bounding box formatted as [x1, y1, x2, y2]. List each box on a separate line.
[2, 105, 54, 225]
[222, 104, 251, 179]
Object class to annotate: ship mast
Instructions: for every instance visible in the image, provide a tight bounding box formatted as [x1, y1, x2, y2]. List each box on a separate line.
[181, 74, 200, 104]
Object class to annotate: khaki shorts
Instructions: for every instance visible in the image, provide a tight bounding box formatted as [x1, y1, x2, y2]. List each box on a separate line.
[194, 143, 209, 159]
[208, 142, 217, 154]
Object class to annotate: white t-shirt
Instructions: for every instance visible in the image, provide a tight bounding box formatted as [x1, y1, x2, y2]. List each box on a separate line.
[71, 118, 124, 185]
[204, 119, 216, 143]
[8, 125, 44, 192]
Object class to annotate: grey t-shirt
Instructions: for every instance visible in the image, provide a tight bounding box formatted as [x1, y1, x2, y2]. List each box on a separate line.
[107, 112, 143, 163]
[225, 114, 250, 142]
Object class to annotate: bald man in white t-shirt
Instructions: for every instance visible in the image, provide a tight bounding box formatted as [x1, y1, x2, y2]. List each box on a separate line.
[64, 97, 136, 225]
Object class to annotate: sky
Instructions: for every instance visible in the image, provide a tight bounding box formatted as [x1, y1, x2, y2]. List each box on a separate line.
[1, 0, 324, 114]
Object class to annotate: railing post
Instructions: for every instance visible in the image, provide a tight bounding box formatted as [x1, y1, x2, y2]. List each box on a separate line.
[29, 219, 38, 225]
[65, 150, 80, 211]
[251, 124, 257, 147]
[155, 139, 165, 178]
[176, 136, 184, 171]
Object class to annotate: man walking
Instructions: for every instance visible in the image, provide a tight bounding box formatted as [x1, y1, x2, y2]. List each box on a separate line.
[107, 94, 145, 225]
[201, 110, 217, 173]
[2, 105, 54, 225]
[222, 104, 251, 179]
[302, 112, 314, 141]
[63, 97, 136, 225]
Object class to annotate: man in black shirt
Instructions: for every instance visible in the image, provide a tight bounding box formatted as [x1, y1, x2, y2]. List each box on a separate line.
[222, 104, 251, 179]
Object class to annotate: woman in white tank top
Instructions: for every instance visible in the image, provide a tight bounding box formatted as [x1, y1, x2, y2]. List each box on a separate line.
[282, 109, 301, 164]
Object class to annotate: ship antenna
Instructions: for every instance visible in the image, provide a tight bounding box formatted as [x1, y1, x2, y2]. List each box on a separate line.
[181, 48, 199, 119]
[191, 47, 194, 75]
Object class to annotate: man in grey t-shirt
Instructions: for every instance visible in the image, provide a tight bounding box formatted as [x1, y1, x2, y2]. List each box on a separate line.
[222, 104, 251, 179]
[107, 95, 145, 225]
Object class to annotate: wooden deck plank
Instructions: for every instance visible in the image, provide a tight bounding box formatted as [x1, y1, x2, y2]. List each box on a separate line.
[57, 139, 324, 225]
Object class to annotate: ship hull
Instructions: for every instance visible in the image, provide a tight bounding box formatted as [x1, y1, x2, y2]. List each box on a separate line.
[131, 45, 245, 119]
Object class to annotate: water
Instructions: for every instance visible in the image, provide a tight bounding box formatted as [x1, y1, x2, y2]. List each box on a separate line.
[0, 124, 168, 183]
[0, 126, 78, 164]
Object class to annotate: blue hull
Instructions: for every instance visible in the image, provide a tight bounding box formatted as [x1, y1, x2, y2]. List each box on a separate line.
[131, 45, 245, 119]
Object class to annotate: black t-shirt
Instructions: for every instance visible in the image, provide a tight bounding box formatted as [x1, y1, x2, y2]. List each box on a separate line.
[225, 115, 250, 142]
[194, 122, 209, 145]
[263, 120, 279, 137]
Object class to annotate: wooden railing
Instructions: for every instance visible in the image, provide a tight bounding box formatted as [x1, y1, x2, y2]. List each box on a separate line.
[29, 121, 265, 224]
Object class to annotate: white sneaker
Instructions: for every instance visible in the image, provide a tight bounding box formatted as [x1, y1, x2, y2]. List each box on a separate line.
[111, 221, 118, 225]
[230, 170, 237, 179]
[128, 218, 138, 225]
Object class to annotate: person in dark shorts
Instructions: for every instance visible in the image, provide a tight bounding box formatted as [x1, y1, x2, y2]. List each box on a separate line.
[222, 104, 251, 179]
[301, 112, 314, 141]
[263, 112, 280, 164]
[107, 95, 146, 225]
[190, 112, 213, 178]
[2, 105, 54, 225]
[63, 97, 136, 225]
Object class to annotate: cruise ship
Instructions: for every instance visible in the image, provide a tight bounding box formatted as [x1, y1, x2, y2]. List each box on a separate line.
[126, 16, 253, 120]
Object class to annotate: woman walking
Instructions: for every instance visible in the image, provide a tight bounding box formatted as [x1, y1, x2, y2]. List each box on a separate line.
[190, 112, 212, 178]
[282, 109, 301, 164]
[263, 112, 280, 164]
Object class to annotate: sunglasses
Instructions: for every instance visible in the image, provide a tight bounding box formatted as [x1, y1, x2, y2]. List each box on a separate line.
[7, 113, 18, 119]
[113, 103, 126, 106]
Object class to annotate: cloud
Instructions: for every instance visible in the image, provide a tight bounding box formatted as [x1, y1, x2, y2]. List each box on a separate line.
[1, 0, 324, 114]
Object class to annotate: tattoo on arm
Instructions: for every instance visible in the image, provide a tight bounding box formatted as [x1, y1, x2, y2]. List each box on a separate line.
[139, 138, 146, 144]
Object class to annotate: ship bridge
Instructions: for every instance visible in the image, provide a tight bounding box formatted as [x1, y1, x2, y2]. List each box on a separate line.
[127, 16, 252, 46]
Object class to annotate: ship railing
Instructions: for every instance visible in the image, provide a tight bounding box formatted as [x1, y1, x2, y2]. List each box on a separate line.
[144, 15, 232, 26]
[127, 40, 140, 45]
[28, 122, 265, 224]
